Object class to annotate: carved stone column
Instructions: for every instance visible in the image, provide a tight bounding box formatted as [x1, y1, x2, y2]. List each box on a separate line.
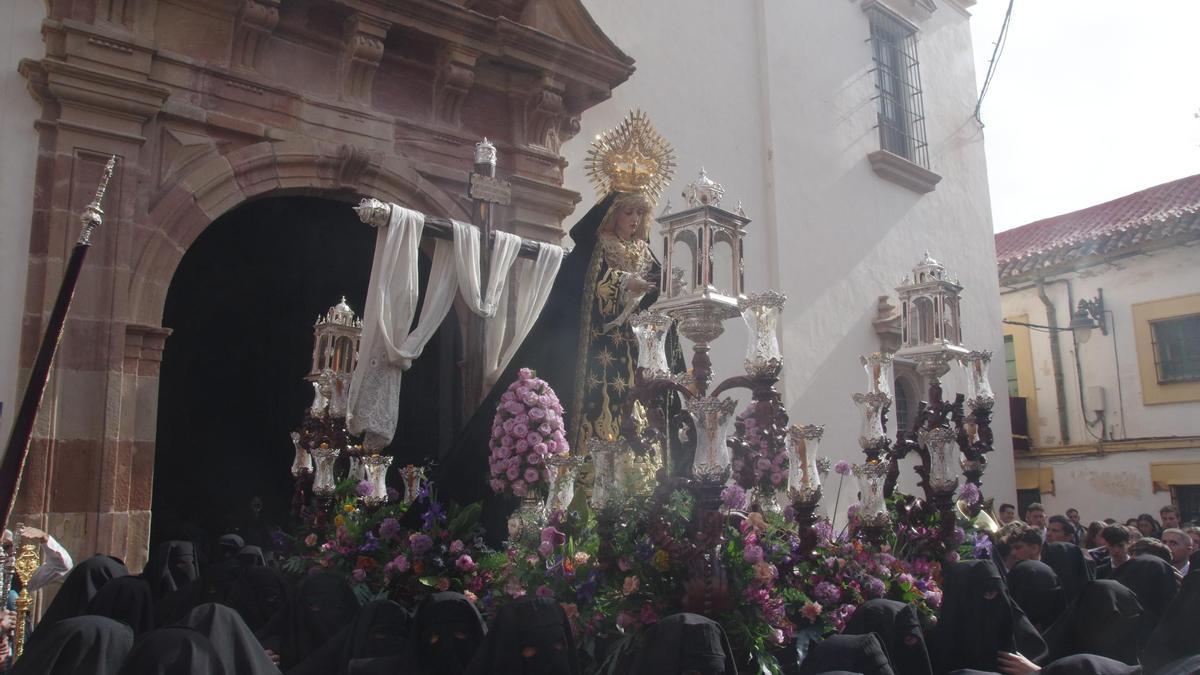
[340, 13, 390, 104]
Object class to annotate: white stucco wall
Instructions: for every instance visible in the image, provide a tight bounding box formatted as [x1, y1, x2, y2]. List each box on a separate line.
[1001, 242, 1200, 521]
[0, 0, 44, 445]
[566, 0, 1015, 518]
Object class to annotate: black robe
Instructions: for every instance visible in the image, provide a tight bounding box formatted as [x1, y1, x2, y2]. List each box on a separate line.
[463, 596, 580, 675]
[10, 615, 133, 675]
[1007, 560, 1068, 632]
[627, 613, 739, 675]
[1140, 569, 1200, 674]
[1043, 579, 1144, 665]
[116, 626, 227, 675]
[256, 572, 359, 669]
[1110, 556, 1180, 626]
[177, 603, 281, 675]
[29, 554, 128, 645]
[228, 566, 289, 633]
[85, 575, 156, 637]
[439, 193, 682, 540]
[932, 560, 1047, 673]
[1041, 542, 1095, 605]
[798, 633, 896, 675]
[844, 598, 932, 675]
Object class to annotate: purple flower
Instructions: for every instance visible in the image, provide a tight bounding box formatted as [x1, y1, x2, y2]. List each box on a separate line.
[386, 487, 400, 502]
[541, 527, 566, 547]
[490, 479, 507, 493]
[958, 482, 981, 506]
[847, 502, 861, 519]
[529, 407, 546, 420]
[924, 589, 942, 608]
[513, 423, 529, 437]
[834, 460, 852, 476]
[721, 484, 748, 510]
[865, 576, 886, 599]
[387, 554, 410, 573]
[524, 468, 540, 483]
[813, 581, 842, 605]
[538, 541, 554, 557]
[356, 480, 373, 497]
[456, 554, 476, 572]
[422, 501, 446, 531]
[352, 568, 367, 582]
[379, 518, 401, 540]
[409, 533, 433, 556]
[743, 544, 765, 564]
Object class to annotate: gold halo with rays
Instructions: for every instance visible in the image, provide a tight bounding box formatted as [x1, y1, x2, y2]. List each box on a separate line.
[585, 110, 676, 200]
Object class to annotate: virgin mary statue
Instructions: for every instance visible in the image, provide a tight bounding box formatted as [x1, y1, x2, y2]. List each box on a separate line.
[438, 111, 684, 518]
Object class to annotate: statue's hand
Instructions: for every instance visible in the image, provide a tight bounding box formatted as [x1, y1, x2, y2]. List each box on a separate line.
[625, 275, 651, 295]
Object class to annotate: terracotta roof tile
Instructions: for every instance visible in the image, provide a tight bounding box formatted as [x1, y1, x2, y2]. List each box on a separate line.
[994, 174, 1200, 279]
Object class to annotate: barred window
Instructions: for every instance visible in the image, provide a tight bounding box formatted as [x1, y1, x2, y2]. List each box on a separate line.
[867, 7, 929, 167]
[1150, 313, 1200, 383]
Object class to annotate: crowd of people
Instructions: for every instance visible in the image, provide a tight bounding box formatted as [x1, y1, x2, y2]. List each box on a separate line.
[0, 501, 1196, 675]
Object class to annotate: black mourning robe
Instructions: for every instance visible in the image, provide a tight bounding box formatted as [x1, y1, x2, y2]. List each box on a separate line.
[799, 633, 896, 675]
[1007, 560, 1068, 632]
[1043, 579, 1144, 665]
[1140, 570, 1200, 674]
[28, 555, 128, 645]
[463, 596, 580, 675]
[628, 613, 739, 675]
[85, 575, 156, 636]
[932, 560, 1047, 673]
[439, 193, 683, 541]
[117, 626, 226, 675]
[177, 603, 280, 675]
[10, 615, 133, 675]
[844, 598, 933, 675]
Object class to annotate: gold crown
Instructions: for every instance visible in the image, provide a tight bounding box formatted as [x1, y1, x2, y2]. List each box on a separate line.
[585, 110, 676, 199]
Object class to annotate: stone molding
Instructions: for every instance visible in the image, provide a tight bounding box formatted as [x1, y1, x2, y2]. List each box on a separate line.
[340, 12, 390, 104]
[433, 44, 480, 128]
[867, 150, 942, 195]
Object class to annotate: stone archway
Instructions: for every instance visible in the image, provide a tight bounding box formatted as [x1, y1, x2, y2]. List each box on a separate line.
[13, 0, 632, 575]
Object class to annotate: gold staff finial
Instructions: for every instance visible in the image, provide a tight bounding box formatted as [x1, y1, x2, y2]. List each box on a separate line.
[11, 526, 42, 659]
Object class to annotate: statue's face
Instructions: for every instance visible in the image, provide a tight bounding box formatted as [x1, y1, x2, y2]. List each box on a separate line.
[614, 202, 647, 240]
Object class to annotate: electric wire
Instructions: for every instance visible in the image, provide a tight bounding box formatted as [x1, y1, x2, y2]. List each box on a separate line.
[974, 0, 1015, 125]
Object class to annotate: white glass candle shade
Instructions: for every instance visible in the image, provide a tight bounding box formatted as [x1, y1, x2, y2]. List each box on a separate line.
[852, 461, 890, 526]
[960, 350, 996, 410]
[311, 446, 341, 498]
[290, 431, 313, 477]
[919, 427, 960, 493]
[630, 310, 674, 378]
[852, 393, 889, 449]
[361, 454, 393, 506]
[400, 464, 426, 505]
[545, 455, 583, 514]
[741, 291, 786, 377]
[861, 352, 895, 399]
[786, 424, 824, 503]
[587, 438, 621, 509]
[687, 396, 738, 482]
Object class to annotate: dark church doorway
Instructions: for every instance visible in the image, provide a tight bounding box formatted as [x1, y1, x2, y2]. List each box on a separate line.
[151, 195, 462, 552]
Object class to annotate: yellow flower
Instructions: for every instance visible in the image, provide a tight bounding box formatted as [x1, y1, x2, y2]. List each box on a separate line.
[334, 515, 346, 527]
[343, 503, 356, 513]
[652, 549, 670, 571]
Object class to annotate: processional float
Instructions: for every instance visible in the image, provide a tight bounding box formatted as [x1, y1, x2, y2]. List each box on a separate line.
[285, 114, 999, 617]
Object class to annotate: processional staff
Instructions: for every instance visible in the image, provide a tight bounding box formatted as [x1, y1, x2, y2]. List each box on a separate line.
[0, 157, 118, 533]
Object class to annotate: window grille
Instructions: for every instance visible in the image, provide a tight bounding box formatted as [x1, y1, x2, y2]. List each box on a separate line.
[1150, 313, 1200, 383]
[867, 7, 930, 167]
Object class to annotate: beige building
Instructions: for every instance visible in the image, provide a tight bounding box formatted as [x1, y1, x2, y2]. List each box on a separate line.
[996, 174, 1200, 524]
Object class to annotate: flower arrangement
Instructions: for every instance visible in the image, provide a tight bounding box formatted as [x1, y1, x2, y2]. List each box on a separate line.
[488, 368, 569, 499]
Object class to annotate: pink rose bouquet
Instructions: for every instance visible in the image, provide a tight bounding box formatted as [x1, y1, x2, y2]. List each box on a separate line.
[488, 368, 569, 500]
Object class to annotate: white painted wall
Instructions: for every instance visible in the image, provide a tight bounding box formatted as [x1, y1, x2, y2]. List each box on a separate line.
[1016, 449, 1190, 526]
[1001, 242, 1200, 521]
[0, 0, 44, 445]
[566, 0, 1015, 518]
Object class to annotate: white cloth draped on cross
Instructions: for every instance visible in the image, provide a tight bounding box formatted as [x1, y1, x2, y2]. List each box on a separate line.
[346, 203, 564, 450]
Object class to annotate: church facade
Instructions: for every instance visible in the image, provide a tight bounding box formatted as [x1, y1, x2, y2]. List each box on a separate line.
[0, 0, 1015, 569]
